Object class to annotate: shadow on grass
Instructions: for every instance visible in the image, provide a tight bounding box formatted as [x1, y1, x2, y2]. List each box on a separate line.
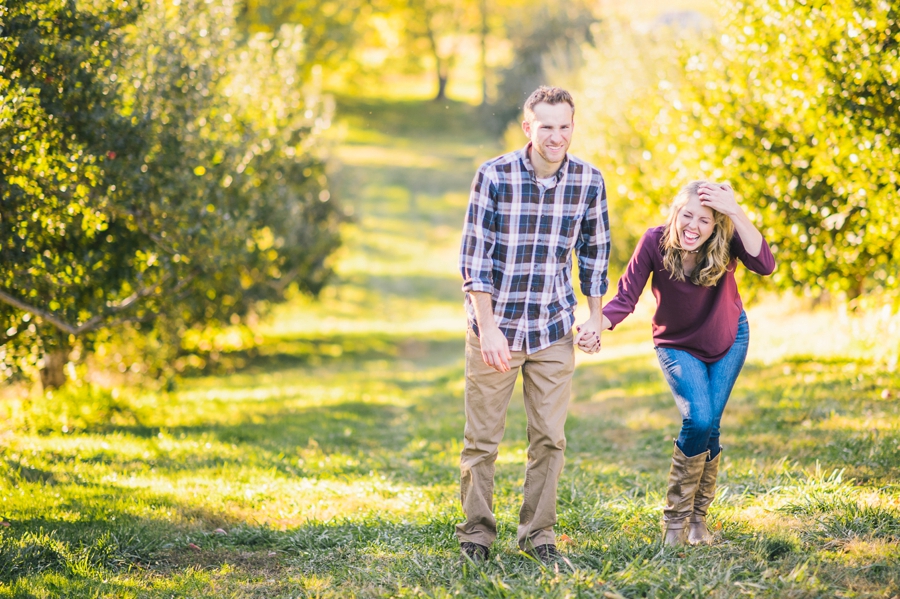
[569, 353, 900, 482]
[4, 345, 900, 595]
[331, 273, 463, 305]
[336, 95, 496, 142]
[193, 333, 466, 378]
[6, 511, 899, 597]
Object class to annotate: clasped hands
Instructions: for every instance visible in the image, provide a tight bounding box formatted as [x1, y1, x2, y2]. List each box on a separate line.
[574, 316, 602, 355]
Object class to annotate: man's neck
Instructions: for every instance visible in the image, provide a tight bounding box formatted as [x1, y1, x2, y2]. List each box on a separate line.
[528, 147, 564, 179]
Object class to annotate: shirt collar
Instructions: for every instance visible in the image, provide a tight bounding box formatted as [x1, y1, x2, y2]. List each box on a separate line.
[520, 142, 569, 184]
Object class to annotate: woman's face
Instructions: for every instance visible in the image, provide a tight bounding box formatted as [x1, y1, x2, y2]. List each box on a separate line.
[675, 194, 715, 252]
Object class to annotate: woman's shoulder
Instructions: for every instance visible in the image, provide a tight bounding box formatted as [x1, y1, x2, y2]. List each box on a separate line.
[638, 225, 666, 249]
[644, 225, 666, 238]
[630, 226, 665, 263]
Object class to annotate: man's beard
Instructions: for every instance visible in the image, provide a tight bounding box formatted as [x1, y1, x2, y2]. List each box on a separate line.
[535, 142, 567, 164]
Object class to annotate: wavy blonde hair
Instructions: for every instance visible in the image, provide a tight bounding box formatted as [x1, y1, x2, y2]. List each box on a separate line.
[660, 181, 735, 287]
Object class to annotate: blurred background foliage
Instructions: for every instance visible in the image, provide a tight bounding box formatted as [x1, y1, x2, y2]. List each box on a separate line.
[1, 0, 341, 388]
[2, 0, 899, 392]
[577, 0, 900, 305]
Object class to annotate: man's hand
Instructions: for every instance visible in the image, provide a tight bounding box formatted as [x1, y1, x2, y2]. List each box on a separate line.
[470, 291, 512, 372]
[574, 317, 602, 354]
[575, 296, 605, 354]
[480, 326, 512, 372]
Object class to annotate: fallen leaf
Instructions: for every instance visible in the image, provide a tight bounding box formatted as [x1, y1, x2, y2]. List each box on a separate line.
[1, 522, 10, 527]
[558, 534, 575, 546]
[188, 543, 201, 551]
[214, 528, 227, 535]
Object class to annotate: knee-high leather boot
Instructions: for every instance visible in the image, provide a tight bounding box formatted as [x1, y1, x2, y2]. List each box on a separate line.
[662, 442, 708, 546]
[687, 447, 721, 545]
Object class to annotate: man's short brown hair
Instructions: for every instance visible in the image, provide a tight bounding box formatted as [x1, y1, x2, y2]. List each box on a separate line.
[523, 86, 575, 122]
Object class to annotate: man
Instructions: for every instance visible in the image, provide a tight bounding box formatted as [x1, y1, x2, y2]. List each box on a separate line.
[457, 86, 609, 564]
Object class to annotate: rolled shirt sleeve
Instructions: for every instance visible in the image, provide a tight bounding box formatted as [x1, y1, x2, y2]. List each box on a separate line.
[460, 165, 498, 294]
[576, 176, 611, 298]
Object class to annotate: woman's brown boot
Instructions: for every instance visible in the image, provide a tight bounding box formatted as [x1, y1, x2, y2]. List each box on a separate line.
[662, 442, 708, 546]
[687, 448, 721, 546]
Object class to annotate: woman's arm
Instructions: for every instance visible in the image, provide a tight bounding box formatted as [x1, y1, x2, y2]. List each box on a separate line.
[602, 228, 656, 330]
[577, 232, 654, 353]
[697, 182, 763, 257]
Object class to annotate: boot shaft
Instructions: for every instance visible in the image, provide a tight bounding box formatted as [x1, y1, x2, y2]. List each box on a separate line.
[663, 442, 709, 522]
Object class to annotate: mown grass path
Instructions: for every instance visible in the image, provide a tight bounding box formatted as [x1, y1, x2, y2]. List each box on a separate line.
[2, 98, 900, 598]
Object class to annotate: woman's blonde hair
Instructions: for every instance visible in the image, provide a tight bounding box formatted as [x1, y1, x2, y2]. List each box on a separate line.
[660, 181, 735, 287]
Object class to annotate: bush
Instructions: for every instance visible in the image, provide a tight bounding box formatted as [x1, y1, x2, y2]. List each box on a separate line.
[0, 0, 343, 386]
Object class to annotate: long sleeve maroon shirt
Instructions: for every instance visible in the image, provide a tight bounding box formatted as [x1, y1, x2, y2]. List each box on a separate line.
[603, 225, 776, 362]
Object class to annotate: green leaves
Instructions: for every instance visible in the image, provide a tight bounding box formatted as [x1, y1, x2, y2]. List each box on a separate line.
[580, 1, 900, 305]
[0, 0, 341, 383]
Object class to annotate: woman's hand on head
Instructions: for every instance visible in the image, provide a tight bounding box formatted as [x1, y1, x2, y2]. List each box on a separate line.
[697, 182, 740, 218]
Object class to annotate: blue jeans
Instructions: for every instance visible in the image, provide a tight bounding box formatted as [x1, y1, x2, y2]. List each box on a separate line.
[655, 311, 749, 459]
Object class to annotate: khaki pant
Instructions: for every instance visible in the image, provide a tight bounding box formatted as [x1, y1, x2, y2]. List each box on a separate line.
[456, 328, 575, 550]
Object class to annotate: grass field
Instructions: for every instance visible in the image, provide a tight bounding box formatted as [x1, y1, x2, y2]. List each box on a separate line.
[2, 95, 900, 598]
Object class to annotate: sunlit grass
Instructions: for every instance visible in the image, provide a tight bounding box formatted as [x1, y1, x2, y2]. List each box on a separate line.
[2, 95, 900, 597]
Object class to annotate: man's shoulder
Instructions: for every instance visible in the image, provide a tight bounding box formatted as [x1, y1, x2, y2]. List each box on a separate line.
[564, 154, 605, 182]
[478, 148, 524, 174]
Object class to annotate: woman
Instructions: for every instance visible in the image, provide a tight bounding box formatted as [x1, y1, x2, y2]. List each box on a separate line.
[580, 181, 775, 546]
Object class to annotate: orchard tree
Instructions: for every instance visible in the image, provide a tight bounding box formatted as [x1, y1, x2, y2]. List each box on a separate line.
[0, 0, 342, 388]
[492, 0, 597, 129]
[683, 0, 900, 301]
[579, 0, 900, 302]
[238, 0, 373, 71]
[1, 0, 146, 388]
[399, 0, 480, 101]
[577, 18, 704, 272]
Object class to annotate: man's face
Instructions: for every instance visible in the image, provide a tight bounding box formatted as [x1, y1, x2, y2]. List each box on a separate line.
[522, 102, 574, 166]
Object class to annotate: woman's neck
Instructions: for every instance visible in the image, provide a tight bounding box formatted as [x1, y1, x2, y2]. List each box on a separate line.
[682, 250, 698, 275]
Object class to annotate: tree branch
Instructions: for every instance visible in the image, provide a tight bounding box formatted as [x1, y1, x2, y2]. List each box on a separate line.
[266, 266, 299, 296]
[0, 276, 173, 337]
[0, 290, 86, 336]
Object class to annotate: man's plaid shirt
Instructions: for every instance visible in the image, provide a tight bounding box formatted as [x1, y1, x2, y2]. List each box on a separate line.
[459, 144, 610, 354]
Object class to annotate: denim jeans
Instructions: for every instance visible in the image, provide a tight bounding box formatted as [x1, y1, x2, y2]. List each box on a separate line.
[655, 311, 749, 458]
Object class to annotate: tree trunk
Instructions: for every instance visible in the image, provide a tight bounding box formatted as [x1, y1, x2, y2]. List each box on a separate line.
[424, 13, 449, 101]
[40, 349, 68, 390]
[435, 73, 448, 101]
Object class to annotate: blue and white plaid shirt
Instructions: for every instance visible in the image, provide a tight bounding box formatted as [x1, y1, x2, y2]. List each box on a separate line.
[459, 144, 610, 354]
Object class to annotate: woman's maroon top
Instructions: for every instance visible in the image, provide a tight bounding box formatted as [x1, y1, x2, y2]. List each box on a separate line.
[603, 225, 776, 363]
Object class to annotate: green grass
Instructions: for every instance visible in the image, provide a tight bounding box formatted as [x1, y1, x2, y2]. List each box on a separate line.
[2, 95, 900, 598]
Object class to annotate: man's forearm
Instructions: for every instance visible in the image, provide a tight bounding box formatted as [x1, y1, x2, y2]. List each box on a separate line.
[586, 295, 603, 319]
[471, 291, 498, 332]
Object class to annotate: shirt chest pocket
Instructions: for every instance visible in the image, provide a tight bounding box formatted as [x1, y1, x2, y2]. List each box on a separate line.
[554, 216, 578, 260]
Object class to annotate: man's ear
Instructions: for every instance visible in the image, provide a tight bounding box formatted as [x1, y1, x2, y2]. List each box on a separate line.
[522, 119, 532, 138]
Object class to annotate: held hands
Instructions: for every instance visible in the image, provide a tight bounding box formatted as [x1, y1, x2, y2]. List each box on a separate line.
[697, 182, 740, 219]
[574, 315, 602, 354]
[575, 314, 612, 354]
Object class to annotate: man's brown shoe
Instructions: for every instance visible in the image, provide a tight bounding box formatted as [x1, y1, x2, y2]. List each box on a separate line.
[460, 541, 489, 565]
